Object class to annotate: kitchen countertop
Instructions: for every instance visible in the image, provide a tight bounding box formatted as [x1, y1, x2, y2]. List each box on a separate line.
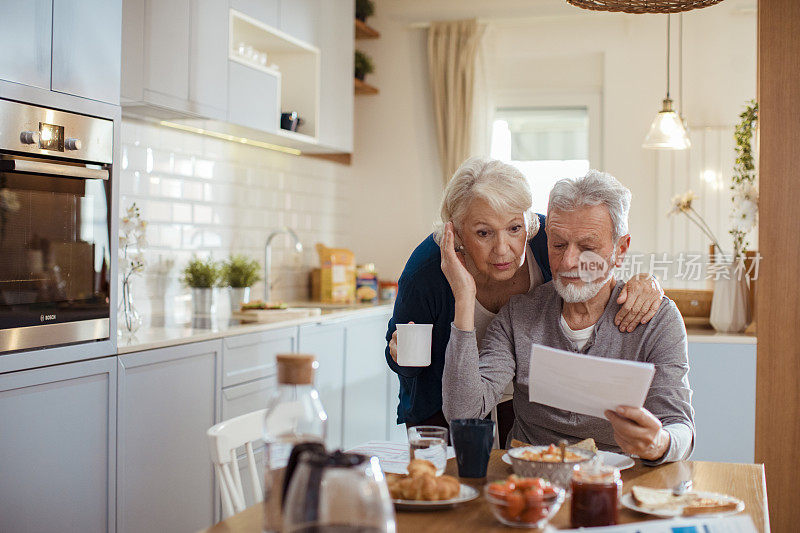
[685, 326, 756, 344]
[117, 304, 756, 354]
[117, 302, 394, 354]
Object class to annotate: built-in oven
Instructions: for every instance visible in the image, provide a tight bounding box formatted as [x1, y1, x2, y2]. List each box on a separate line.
[0, 98, 113, 354]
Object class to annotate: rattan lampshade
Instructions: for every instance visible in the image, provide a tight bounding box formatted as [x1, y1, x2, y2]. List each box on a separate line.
[566, 0, 724, 14]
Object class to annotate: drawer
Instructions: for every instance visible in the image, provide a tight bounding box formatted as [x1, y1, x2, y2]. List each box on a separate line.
[221, 375, 277, 421]
[222, 327, 297, 387]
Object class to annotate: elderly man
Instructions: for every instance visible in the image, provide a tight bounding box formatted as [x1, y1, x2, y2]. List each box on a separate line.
[440, 170, 694, 464]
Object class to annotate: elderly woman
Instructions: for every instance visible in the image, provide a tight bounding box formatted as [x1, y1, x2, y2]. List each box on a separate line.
[385, 157, 664, 439]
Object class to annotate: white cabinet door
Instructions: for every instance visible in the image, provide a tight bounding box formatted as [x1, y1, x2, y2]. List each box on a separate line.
[222, 326, 296, 388]
[298, 321, 345, 450]
[230, 0, 279, 27]
[386, 365, 407, 443]
[117, 340, 222, 533]
[687, 341, 756, 463]
[220, 377, 276, 510]
[279, 0, 318, 46]
[189, 0, 229, 119]
[144, 0, 190, 103]
[316, 0, 354, 152]
[0, 0, 52, 89]
[51, 0, 122, 104]
[342, 313, 392, 450]
[0, 357, 116, 533]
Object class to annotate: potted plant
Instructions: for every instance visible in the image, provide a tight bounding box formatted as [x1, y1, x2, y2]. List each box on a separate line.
[354, 50, 374, 81]
[221, 254, 261, 312]
[355, 0, 375, 22]
[182, 256, 221, 316]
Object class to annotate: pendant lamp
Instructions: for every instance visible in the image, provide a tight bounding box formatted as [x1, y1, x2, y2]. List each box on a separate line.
[643, 14, 691, 150]
[566, 0, 722, 14]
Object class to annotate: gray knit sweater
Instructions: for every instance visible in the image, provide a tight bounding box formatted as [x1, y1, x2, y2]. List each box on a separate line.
[442, 280, 694, 465]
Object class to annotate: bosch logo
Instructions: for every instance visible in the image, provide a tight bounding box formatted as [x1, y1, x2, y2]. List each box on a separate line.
[41, 314, 56, 322]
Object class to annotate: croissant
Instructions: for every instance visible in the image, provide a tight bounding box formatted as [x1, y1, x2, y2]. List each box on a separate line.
[386, 459, 460, 501]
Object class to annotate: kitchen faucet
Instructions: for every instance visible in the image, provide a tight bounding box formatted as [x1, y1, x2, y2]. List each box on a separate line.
[264, 227, 303, 302]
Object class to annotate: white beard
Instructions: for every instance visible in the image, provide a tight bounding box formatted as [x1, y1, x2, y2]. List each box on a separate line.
[554, 251, 616, 303]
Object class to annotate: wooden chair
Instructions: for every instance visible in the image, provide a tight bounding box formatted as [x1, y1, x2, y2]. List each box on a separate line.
[207, 409, 266, 517]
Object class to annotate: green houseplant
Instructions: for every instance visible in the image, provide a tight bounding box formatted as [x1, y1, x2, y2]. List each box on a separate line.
[354, 50, 374, 81]
[221, 254, 261, 311]
[182, 256, 221, 316]
[355, 0, 375, 22]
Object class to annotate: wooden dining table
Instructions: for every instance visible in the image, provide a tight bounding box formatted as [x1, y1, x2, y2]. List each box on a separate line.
[201, 449, 769, 532]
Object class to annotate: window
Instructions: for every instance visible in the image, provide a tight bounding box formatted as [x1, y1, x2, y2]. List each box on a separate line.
[490, 105, 596, 214]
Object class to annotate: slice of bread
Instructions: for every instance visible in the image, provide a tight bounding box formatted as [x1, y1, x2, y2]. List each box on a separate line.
[509, 437, 597, 453]
[630, 486, 689, 510]
[682, 498, 740, 516]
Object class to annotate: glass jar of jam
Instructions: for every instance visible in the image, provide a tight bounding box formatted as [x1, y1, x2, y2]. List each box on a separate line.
[570, 462, 621, 527]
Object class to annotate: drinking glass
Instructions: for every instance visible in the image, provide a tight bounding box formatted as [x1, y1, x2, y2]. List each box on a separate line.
[407, 425, 448, 475]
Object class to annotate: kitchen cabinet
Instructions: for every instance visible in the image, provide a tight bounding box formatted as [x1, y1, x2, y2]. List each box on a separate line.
[222, 326, 296, 387]
[117, 340, 222, 533]
[0, 0, 121, 105]
[316, 0, 354, 152]
[0, 0, 52, 90]
[51, 0, 122, 104]
[386, 366, 407, 443]
[279, 0, 319, 46]
[220, 376, 276, 510]
[298, 320, 346, 449]
[342, 312, 393, 449]
[230, 0, 279, 27]
[228, 61, 280, 134]
[687, 341, 756, 463]
[121, 0, 228, 120]
[0, 357, 116, 533]
[120, 0, 354, 155]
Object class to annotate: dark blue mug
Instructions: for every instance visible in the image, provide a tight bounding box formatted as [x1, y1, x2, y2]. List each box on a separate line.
[450, 418, 495, 478]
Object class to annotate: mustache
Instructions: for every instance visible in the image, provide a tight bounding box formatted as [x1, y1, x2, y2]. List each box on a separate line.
[557, 271, 581, 278]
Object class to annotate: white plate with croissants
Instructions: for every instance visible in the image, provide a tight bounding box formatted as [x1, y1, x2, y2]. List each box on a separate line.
[386, 459, 480, 510]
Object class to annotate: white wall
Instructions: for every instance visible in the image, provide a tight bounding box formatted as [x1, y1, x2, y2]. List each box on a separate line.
[119, 118, 352, 326]
[346, 0, 756, 281]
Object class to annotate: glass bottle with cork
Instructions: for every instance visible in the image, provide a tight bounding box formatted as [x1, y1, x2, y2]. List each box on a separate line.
[263, 353, 327, 532]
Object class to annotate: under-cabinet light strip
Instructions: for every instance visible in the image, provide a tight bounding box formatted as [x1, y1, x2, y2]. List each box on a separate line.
[158, 121, 303, 156]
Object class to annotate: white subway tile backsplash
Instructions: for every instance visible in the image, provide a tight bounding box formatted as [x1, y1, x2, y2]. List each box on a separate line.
[119, 118, 352, 324]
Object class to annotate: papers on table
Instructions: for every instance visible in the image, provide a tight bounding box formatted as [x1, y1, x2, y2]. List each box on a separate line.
[529, 344, 655, 419]
[346, 440, 455, 474]
[558, 514, 757, 533]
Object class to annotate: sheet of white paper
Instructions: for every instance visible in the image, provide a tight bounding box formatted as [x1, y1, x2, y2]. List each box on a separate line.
[529, 344, 655, 419]
[345, 440, 456, 474]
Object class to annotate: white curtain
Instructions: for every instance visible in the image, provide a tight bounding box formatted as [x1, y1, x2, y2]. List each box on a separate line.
[427, 19, 486, 185]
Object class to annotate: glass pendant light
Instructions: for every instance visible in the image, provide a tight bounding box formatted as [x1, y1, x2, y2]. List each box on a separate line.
[643, 14, 691, 150]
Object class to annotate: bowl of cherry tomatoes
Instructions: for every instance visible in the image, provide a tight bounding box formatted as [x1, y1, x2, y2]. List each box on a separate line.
[485, 475, 565, 528]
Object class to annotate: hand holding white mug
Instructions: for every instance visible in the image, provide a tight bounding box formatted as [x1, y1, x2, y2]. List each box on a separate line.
[393, 322, 432, 367]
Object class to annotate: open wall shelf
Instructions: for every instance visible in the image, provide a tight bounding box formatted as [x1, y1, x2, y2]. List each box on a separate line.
[229, 9, 320, 139]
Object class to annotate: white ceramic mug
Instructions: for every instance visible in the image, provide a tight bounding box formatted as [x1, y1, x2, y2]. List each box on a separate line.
[396, 323, 433, 367]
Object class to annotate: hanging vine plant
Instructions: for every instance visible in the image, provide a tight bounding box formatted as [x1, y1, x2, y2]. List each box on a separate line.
[730, 99, 758, 259]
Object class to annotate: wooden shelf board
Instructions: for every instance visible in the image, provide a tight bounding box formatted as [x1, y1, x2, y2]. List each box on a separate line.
[354, 78, 379, 95]
[355, 19, 380, 39]
[306, 152, 352, 165]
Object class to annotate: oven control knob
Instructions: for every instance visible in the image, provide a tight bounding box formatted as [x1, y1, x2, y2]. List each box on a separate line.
[65, 138, 82, 151]
[20, 131, 40, 145]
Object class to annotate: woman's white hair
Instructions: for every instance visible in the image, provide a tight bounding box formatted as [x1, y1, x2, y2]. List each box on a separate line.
[546, 170, 632, 240]
[433, 156, 540, 243]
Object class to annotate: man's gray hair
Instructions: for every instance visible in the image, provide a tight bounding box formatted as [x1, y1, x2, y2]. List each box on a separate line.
[433, 156, 539, 243]
[547, 170, 632, 240]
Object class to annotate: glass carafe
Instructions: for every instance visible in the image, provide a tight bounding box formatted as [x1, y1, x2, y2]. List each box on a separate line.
[283, 450, 396, 533]
[263, 354, 327, 532]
